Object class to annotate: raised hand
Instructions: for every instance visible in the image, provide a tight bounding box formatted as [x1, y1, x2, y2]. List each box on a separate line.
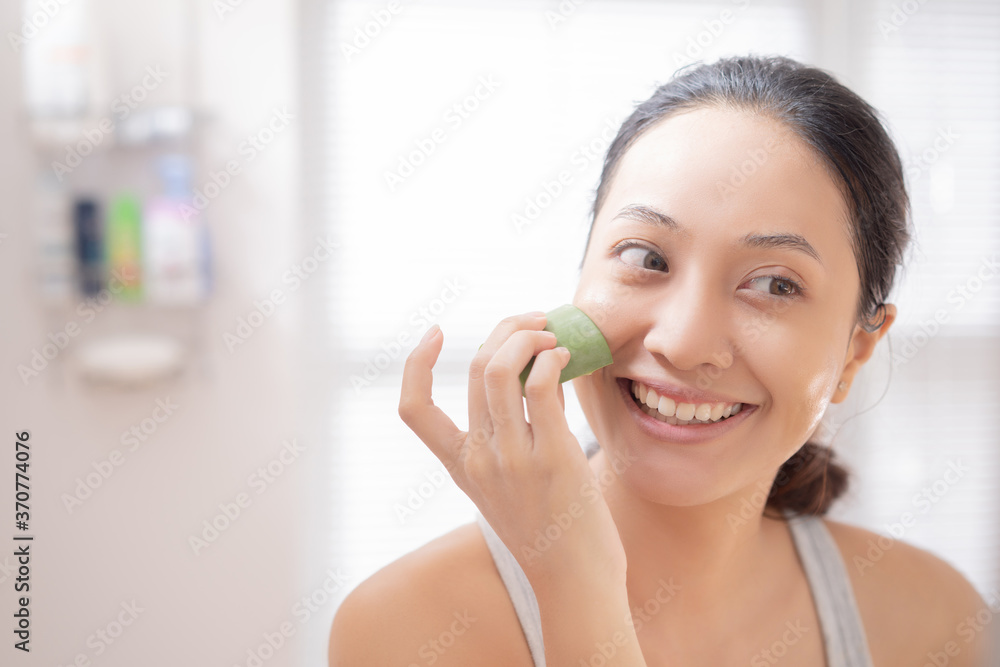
[398, 311, 627, 584]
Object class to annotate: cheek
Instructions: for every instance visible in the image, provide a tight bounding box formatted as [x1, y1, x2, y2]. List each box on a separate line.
[748, 314, 842, 428]
[572, 283, 622, 337]
[570, 283, 632, 437]
[572, 278, 653, 348]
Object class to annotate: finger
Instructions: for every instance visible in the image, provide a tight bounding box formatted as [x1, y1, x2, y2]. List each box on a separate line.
[468, 312, 547, 438]
[484, 329, 559, 446]
[399, 325, 464, 468]
[523, 346, 573, 455]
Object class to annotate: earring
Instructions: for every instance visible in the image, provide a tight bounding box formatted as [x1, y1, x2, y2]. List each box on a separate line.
[838, 381, 847, 392]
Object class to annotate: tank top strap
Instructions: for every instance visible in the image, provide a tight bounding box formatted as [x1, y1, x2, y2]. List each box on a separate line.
[783, 509, 875, 667]
[476, 513, 547, 667]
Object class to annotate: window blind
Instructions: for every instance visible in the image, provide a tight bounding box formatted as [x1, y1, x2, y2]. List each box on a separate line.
[824, 0, 1000, 597]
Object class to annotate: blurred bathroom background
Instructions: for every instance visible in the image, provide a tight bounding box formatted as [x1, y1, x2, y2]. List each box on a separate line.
[0, 0, 997, 665]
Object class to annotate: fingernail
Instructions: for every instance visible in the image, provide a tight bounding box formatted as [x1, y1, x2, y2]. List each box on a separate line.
[557, 346, 570, 358]
[528, 310, 546, 318]
[421, 324, 441, 343]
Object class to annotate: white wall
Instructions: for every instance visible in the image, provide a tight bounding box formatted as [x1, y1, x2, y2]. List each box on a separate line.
[0, 1, 329, 665]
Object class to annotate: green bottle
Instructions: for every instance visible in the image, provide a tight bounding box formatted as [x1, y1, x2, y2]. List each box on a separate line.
[105, 194, 143, 301]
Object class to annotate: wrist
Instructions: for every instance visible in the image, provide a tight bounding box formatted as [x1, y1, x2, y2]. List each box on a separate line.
[521, 545, 628, 594]
[530, 577, 646, 667]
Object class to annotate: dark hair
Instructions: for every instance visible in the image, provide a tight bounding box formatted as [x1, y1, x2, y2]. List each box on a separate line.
[582, 55, 911, 517]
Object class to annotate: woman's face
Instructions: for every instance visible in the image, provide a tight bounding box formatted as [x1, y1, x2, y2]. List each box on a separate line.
[571, 106, 867, 506]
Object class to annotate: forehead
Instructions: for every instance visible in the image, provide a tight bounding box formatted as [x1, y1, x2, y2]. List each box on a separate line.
[597, 106, 854, 263]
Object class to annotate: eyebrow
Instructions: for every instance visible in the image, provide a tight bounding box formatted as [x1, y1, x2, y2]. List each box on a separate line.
[611, 204, 824, 266]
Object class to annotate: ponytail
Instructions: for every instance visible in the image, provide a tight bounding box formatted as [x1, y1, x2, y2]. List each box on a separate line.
[764, 442, 850, 518]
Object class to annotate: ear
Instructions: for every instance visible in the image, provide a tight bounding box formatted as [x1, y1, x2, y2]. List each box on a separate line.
[831, 303, 897, 404]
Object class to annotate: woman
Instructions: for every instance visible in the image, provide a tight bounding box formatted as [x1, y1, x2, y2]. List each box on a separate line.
[330, 56, 992, 666]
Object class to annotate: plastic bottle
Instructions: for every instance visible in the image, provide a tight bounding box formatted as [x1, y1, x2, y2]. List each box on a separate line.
[105, 194, 144, 301]
[143, 155, 211, 304]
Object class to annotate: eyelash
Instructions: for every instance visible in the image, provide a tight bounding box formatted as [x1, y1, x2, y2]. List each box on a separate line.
[610, 240, 806, 299]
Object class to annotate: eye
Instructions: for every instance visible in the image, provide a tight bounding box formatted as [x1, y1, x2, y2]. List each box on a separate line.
[745, 275, 803, 298]
[614, 242, 668, 272]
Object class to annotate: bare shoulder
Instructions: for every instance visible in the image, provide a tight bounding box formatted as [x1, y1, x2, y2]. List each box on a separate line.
[328, 520, 534, 667]
[822, 517, 995, 666]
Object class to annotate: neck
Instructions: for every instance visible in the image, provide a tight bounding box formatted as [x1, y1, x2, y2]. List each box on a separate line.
[589, 448, 785, 624]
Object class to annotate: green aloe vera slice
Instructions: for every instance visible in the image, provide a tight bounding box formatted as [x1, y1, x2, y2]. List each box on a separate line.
[519, 304, 612, 393]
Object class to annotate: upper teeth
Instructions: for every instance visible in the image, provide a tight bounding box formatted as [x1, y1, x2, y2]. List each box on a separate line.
[632, 380, 742, 423]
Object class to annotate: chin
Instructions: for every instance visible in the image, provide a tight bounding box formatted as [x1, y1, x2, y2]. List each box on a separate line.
[595, 439, 748, 508]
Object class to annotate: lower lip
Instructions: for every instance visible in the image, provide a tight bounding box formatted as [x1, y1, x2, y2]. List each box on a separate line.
[617, 378, 756, 444]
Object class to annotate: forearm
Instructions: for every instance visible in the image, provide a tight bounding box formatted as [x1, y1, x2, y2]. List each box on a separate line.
[530, 571, 647, 667]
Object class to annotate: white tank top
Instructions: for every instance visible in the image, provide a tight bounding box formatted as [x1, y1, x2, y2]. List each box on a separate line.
[475, 507, 874, 666]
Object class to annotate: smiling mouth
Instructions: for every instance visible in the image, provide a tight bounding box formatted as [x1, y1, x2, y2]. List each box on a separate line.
[622, 379, 749, 426]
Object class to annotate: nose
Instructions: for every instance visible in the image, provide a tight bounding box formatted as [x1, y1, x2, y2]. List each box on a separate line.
[642, 278, 736, 374]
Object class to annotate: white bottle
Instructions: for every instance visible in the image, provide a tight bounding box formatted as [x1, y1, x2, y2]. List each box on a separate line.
[20, 0, 96, 118]
[143, 155, 211, 305]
